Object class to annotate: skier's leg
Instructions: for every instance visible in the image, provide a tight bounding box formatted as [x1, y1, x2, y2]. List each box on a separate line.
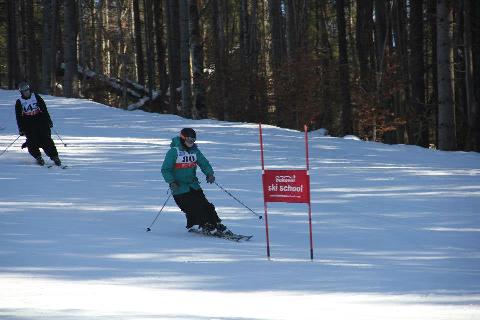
[25, 131, 42, 159]
[190, 189, 231, 233]
[191, 189, 221, 225]
[173, 190, 202, 228]
[39, 127, 59, 159]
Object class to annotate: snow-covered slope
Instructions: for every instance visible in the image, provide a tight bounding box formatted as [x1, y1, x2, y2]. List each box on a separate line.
[1, 89, 479, 319]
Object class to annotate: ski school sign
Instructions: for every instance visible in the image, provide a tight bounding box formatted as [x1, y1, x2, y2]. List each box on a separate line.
[262, 169, 310, 203]
[259, 123, 314, 260]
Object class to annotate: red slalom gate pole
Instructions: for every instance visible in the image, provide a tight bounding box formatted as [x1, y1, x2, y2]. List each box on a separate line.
[259, 123, 271, 259]
[259, 123, 265, 170]
[304, 125, 310, 171]
[305, 125, 314, 260]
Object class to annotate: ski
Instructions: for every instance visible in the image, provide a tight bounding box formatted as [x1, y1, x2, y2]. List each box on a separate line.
[47, 164, 68, 169]
[188, 228, 252, 242]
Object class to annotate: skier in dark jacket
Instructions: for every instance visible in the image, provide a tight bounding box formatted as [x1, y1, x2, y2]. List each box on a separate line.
[161, 128, 230, 234]
[15, 81, 62, 166]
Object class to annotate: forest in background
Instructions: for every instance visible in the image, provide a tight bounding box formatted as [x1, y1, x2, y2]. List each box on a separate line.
[1, 0, 479, 151]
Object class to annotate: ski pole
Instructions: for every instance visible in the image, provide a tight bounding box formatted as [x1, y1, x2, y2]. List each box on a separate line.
[214, 181, 263, 220]
[146, 191, 171, 232]
[53, 128, 67, 147]
[0, 135, 21, 157]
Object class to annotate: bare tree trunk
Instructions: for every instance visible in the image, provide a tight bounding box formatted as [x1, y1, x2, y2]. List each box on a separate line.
[464, 0, 480, 150]
[7, 0, 20, 88]
[41, 0, 57, 94]
[268, 0, 286, 125]
[347, 1, 357, 75]
[240, 0, 248, 67]
[104, 0, 111, 76]
[116, 1, 128, 108]
[268, 0, 285, 69]
[374, 0, 387, 81]
[373, 0, 388, 142]
[154, 0, 168, 111]
[132, 0, 145, 85]
[427, 0, 438, 145]
[472, 2, 480, 134]
[392, 0, 409, 144]
[453, 1, 466, 150]
[52, 0, 60, 91]
[93, 0, 104, 75]
[19, 0, 28, 79]
[409, 0, 428, 147]
[63, 0, 78, 97]
[77, 0, 87, 97]
[285, 0, 293, 60]
[189, 0, 207, 119]
[179, 0, 192, 117]
[248, 0, 261, 123]
[336, 0, 353, 135]
[166, 0, 181, 114]
[144, 0, 155, 100]
[23, 0, 39, 90]
[355, 0, 374, 90]
[313, 0, 334, 130]
[90, 0, 105, 102]
[436, 0, 456, 150]
[212, 0, 227, 120]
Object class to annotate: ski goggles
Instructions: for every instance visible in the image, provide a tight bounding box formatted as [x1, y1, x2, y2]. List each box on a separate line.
[181, 135, 196, 144]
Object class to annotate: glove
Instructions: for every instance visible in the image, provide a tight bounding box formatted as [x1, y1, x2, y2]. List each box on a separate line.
[19, 131, 25, 136]
[169, 182, 179, 192]
[206, 174, 215, 184]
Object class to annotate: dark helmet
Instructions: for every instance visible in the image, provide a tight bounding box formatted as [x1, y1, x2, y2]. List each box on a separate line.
[18, 81, 31, 93]
[180, 128, 196, 139]
[180, 128, 196, 147]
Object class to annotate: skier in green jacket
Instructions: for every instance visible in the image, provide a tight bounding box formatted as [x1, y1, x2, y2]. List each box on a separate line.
[161, 128, 229, 234]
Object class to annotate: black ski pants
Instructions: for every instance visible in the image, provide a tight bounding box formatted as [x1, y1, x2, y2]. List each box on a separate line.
[25, 126, 58, 159]
[173, 188, 221, 228]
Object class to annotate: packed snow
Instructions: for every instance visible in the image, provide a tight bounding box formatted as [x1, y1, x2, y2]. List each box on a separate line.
[1, 89, 479, 319]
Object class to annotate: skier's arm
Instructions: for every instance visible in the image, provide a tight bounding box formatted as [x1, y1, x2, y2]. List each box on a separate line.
[161, 148, 178, 184]
[15, 100, 25, 134]
[196, 150, 214, 177]
[36, 94, 53, 127]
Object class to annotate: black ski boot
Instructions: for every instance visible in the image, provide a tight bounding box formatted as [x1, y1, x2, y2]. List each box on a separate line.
[35, 156, 45, 166]
[200, 223, 216, 234]
[51, 156, 62, 166]
[215, 223, 233, 236]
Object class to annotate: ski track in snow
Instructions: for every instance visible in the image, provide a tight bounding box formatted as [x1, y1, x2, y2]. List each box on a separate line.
[1, 89, 480, 319]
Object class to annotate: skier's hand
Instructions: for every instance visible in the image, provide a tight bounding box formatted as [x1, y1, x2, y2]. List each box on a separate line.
[19, 131, 25, 136]
[206, 174, 215, 184]
[169, 182, 179, 192]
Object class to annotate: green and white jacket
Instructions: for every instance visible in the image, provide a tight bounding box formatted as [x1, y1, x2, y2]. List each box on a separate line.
[161, 136, 214, 195]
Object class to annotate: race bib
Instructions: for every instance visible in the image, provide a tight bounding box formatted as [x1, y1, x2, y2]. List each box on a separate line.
[175, 148, 197, 169]
[20, 95, 41, 116]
